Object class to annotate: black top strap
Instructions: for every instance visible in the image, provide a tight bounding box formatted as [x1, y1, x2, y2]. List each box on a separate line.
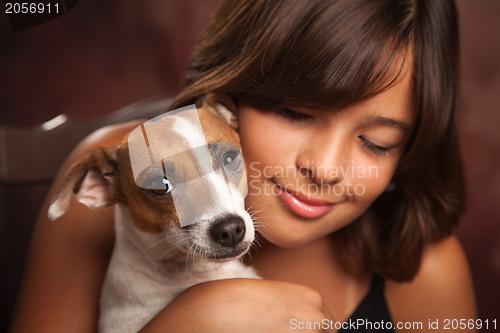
[338, 275, 395, 333]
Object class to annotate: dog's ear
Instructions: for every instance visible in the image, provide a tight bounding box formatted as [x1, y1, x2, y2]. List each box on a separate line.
[202, 93, 239, 130]
[48, 148, 120, 220]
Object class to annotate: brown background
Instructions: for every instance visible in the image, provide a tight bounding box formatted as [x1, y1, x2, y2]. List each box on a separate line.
[1, 0, 498, 328]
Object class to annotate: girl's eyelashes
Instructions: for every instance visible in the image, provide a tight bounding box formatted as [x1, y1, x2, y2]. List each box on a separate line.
[358, 136, 391, 156]
[273, 108, 395, 157]
[275, 108, 312, 122]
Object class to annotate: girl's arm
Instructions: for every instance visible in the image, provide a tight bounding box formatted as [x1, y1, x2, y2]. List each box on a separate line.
[386, 235, 478, 333]
[140, 278, 332, 333]
[9, 122, 140, 333]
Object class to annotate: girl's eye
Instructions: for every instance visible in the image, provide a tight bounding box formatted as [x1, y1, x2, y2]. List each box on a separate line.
[275, 108, 311, 122]
[359, 136, 391, 156]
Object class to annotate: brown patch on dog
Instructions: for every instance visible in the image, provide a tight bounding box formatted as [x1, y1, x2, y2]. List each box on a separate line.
[113, 142, 179, 233]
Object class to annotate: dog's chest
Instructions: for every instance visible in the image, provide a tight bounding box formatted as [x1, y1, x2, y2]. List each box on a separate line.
[97, 205, 258, 333]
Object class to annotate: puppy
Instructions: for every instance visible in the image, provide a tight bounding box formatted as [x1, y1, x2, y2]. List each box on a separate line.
[48, 94, 259, 333]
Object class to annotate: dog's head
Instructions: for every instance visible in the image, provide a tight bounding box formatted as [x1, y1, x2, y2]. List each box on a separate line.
[48, 94, 254, 262]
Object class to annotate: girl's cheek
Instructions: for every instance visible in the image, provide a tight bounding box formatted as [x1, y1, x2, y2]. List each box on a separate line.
[349, 159, 396, 204]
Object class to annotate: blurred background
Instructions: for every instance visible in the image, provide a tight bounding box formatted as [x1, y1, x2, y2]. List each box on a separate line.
[1, 0, 498, 330]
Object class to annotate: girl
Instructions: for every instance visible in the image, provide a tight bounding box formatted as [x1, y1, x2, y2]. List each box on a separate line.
[11, 0, 477, 332]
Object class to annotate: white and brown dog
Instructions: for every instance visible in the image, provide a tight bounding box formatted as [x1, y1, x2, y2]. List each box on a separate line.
[48, 95, 259, 333]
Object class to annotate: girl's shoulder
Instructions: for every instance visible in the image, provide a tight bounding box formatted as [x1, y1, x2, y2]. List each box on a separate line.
[385, 235, 477, 329]
[76, 119, 143, 152]
[62, 120, 143, 168]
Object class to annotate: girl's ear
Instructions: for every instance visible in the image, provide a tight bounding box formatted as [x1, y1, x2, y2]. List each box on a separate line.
[202, 93, 239, 130]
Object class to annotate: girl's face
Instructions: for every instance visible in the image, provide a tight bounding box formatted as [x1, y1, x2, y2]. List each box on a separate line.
[238, 71, 414, 248]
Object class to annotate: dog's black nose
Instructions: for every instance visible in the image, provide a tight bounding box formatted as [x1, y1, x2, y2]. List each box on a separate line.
[210, 216, 246, 248]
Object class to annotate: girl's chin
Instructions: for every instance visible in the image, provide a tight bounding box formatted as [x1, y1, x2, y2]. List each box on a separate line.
[255, 208, 356, 249]
[257, 223, 330, 249]
[261, 233, 308, 249]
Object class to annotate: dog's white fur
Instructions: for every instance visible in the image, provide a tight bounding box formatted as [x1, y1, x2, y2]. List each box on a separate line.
[99, 205, 257, 332]
[48, 96, 259, 333]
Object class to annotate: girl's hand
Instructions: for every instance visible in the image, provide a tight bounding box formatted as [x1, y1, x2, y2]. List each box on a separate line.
[140, 278, 334, 333]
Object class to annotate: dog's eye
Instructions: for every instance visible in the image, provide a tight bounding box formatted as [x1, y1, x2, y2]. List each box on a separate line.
[148, 176, 173, 195]
[222, 150, 242, 172]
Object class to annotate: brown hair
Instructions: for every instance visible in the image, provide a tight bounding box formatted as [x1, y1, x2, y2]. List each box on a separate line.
[170, 0, 464, 282]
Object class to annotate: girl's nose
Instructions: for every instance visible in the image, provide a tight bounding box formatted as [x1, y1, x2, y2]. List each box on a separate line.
[296, 132, 348, 186]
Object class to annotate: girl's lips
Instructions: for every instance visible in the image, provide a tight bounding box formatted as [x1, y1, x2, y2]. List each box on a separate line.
[275, 184, 335, 219]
